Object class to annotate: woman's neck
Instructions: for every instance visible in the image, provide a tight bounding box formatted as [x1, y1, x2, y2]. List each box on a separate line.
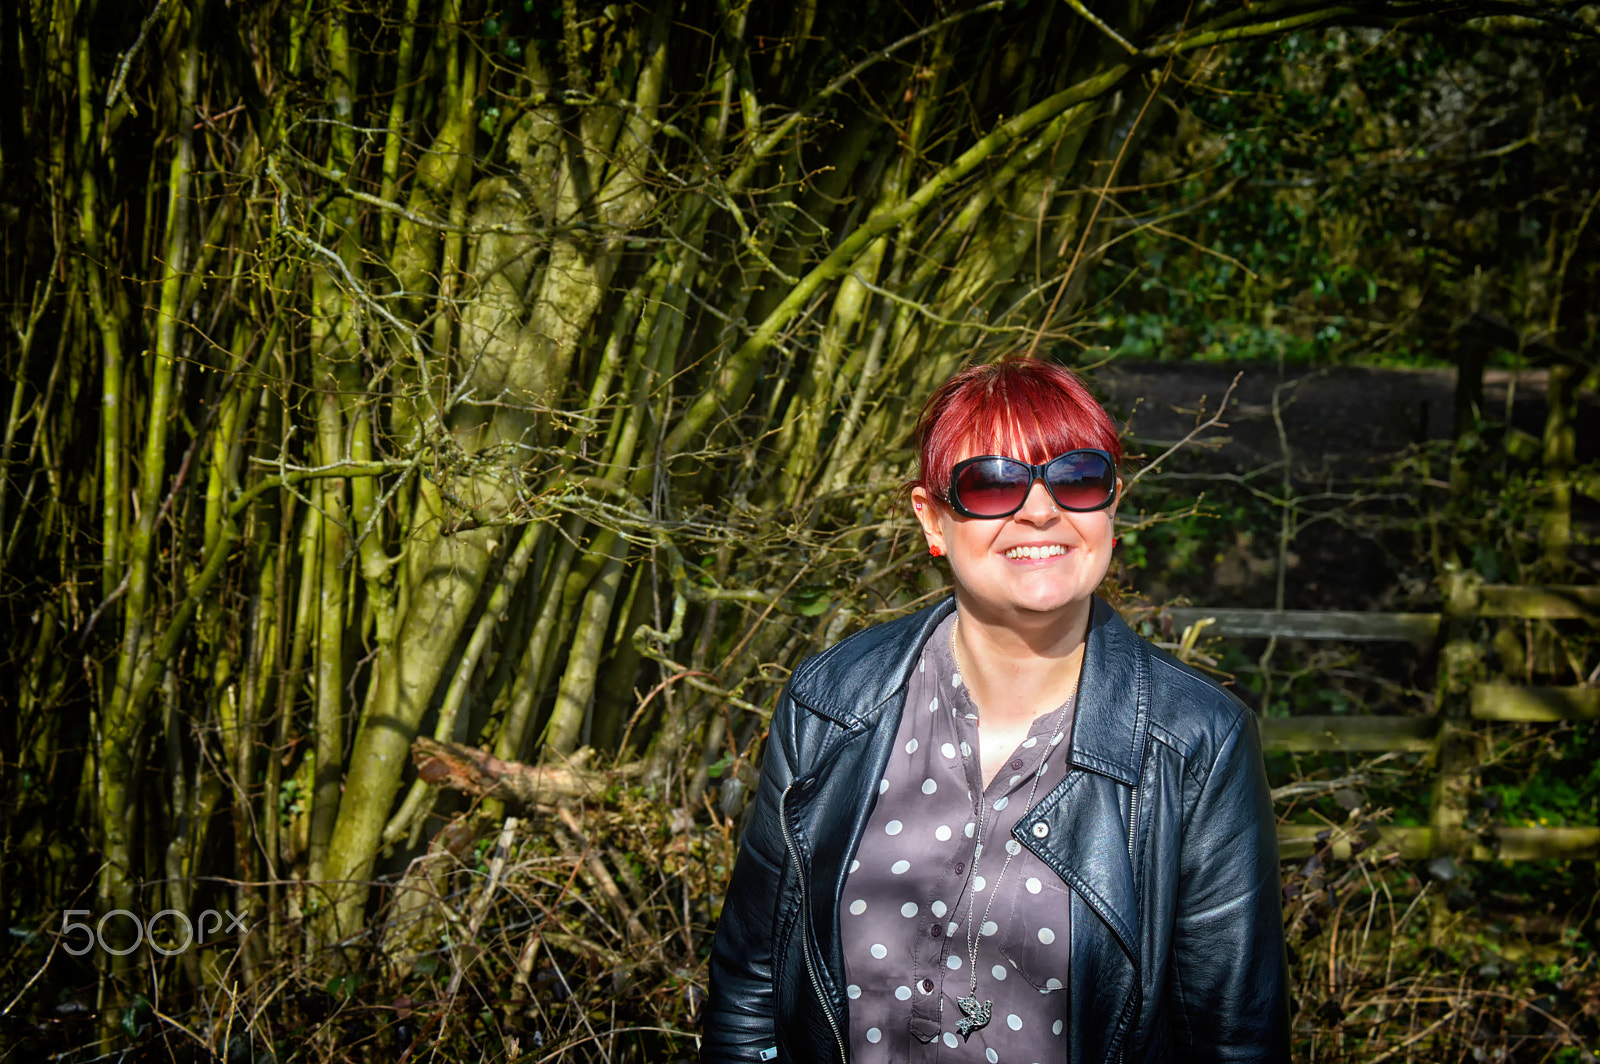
[951, 596, 1091, 732]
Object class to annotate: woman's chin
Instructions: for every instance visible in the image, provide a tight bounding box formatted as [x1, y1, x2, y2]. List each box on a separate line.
[961, 579, 1098, 620]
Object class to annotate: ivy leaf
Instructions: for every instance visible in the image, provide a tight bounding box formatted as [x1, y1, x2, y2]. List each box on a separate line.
[790, 586, 832, 617]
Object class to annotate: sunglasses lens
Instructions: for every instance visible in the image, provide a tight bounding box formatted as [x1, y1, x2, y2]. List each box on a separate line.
[953, 458, 1031, 517]
[1046, 451, 1114, 510]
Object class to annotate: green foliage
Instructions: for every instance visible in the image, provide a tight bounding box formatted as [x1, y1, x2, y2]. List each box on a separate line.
[1090, 27, 1599, 370]
[1480, 724, 1600, 829]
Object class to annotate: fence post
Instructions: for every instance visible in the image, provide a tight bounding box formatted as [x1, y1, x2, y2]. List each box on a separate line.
[1428, 567, 1484, 936]
[1540, 362, 1577, 578]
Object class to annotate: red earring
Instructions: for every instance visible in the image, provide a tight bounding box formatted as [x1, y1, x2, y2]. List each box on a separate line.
[929, 545, 943, 557]
[1112, 537, 1119, 548]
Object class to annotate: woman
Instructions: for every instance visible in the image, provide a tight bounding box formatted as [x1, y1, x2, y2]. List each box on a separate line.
[704, 359, 1288, 1063]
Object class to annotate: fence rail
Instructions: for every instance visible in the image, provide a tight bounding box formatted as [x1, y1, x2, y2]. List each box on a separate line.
[1164, 584, 1598, 862]
[1166, 584, 1600, 642]
[1165, 609, 1439, 642]
[1276, 824, 1600, 861]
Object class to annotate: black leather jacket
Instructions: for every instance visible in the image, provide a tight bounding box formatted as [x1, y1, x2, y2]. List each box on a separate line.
[704, 597, 1289, 1064]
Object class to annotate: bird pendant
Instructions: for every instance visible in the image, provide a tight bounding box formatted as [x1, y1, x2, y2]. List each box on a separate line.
[955, 994, 992, 1040]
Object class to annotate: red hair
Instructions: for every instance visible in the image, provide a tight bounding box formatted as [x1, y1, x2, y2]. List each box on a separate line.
[914, 358, 1122, 500]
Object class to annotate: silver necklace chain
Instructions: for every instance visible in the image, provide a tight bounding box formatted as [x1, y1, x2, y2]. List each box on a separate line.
[950, 615, 1077, 1041]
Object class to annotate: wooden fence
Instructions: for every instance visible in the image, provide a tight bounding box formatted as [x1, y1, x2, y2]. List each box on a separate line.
[1165, 582, 1600, 861]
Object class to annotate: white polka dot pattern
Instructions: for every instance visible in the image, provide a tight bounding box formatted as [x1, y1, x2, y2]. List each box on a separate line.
[837, 612, 1075, 1064]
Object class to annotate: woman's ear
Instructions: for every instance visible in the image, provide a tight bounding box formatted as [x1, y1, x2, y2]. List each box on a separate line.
[910, 485, 946, 555]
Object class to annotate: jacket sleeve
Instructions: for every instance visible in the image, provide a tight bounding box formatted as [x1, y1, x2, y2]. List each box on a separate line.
[701, 684, 800, 1064]
[1167, 703, 1291, 1062]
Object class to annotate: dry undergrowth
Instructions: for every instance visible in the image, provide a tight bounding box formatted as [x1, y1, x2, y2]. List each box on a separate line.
[6, 779, 1594, 1062]
[1281, 810, 1599, 1063]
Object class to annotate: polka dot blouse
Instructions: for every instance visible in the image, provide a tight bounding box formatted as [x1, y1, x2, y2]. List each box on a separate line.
[839, 612, 1075, 1062]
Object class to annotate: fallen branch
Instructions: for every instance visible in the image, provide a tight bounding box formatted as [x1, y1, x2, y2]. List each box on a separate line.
[411, 737, 640, 807]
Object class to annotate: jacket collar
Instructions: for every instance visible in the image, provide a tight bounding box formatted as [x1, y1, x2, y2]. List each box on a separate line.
[1067, 597, 1148, 786]
[788, 597, 956, 728]
[789, 595, 1146, 785]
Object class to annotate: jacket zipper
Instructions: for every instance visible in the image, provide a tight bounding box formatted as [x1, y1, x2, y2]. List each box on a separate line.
[780, 779, 848, 1064]
[1125, 784, 1139, 862]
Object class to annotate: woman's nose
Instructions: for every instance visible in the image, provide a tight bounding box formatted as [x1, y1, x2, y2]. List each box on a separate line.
[1014, 479, 1059, 522]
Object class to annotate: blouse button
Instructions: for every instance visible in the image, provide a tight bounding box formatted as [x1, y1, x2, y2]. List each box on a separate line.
[919, 978, 935, 994]
[1031, 821, 1049, 838]
[930, 923, 943, 938]
[1010, 758, 1023, 770]
[953, 861, 964, 875]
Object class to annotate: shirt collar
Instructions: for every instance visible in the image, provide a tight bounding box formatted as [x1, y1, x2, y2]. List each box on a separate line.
[790, 596, 1147, 786]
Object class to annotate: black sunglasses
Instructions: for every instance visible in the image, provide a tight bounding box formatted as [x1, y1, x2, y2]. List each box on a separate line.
[945, 449, 1117, 519]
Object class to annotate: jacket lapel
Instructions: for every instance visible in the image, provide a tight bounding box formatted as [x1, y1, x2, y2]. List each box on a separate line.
[1018, 599, 1151, 1062]
[784, 599, 956, 1017]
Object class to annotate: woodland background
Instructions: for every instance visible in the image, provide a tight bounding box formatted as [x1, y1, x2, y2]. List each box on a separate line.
[1, 0, 1597, 1060]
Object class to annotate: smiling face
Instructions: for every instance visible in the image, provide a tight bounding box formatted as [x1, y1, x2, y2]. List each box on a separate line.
[909, 359, 1124, 635]
[912, 445, 1119, 629]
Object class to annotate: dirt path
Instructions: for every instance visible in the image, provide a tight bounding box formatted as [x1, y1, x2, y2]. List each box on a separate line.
[1085, 361, 1598, 609]
[1090, 362, 1598, 477]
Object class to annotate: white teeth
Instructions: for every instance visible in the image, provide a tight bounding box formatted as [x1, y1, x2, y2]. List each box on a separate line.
[1005, 545, 1066, 560]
